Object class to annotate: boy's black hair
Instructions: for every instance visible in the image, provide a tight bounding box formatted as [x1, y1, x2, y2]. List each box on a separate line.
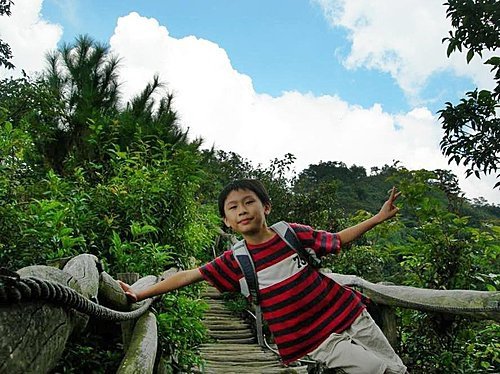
[218, 179, 271, 217]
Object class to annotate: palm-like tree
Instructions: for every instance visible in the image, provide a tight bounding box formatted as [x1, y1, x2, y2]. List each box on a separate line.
[43, 34, 121, 172]
[120, 74, 194, 150]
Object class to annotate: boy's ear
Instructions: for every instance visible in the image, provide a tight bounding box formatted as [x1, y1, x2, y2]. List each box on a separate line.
[223, 216, 231, 228]
[264, 203, 272, 216]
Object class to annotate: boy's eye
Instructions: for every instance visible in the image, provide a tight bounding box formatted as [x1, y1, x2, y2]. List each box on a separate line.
[245, 200, 255, 205]
[228, 206, 236, 210]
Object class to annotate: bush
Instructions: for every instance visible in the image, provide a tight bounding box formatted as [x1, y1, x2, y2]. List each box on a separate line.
[157, 288, 209, 371]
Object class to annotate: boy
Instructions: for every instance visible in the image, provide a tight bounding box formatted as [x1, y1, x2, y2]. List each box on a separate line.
[119, 179, 407, 374]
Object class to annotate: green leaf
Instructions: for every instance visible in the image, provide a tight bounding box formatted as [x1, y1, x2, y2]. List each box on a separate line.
[485, 56, 500, 66]
[3, 120, 12, 132]
[446, 42, 455, 57]
[480, 361, 490, 369]
[466, 49, 474, 63]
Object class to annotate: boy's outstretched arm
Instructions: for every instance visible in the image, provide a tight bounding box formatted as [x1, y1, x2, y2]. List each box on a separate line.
[337, 187, 401, 245]
[118, 268, 204, 302]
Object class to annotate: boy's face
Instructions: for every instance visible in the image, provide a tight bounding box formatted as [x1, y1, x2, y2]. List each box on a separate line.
[223, 188, 271, 236]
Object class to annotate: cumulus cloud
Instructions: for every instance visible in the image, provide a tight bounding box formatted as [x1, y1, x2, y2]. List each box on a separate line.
[313, 0, 495, 101]
[0, 0, 62, 78]
[109, 12, 498, 203]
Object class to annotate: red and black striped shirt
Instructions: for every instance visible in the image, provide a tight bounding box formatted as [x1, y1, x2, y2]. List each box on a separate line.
[199, 223, 366, 364]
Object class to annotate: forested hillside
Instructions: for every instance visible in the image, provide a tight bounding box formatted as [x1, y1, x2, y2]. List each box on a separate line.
[0, 31, 498, 373]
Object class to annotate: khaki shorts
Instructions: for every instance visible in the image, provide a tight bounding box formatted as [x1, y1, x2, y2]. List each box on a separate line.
[308, 310, 407, 374]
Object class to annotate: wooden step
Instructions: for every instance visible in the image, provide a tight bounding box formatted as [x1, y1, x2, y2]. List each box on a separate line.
[198, 285, 309, 373]
[203, 321, 250, 329]
[207, 330, 254, 340]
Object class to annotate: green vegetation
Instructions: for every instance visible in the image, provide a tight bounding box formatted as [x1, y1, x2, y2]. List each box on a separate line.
[1, 6, 499, 370]
[158, 287, 209, 371]
[439, 0, 500, 188]
[0, 0, 14, 70]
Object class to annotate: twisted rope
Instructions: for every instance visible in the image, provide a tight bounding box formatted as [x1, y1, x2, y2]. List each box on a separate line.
[0, 268, 153, 321]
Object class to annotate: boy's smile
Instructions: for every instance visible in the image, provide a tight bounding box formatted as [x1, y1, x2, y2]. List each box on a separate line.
[223, 188, 274, 243]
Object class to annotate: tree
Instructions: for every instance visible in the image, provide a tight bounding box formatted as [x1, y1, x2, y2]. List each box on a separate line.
[388, 167, 499, 372]
[0, 0, 14, 70]
[439, 0, 500, 188]
[294, 161, 394, 215]
[42, 35, 197, 174]
[0, 74, 63, 170]
[43, 34, 121, 172]
[118, 74, 191, 151]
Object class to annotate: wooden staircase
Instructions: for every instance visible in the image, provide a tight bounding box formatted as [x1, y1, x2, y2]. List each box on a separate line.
[198, 286, 309, 374]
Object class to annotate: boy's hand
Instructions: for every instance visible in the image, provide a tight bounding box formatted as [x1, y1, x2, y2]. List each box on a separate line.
[376, 187, 401, 223]
[117, 280, 139, 303]
[338, 187, 401, 244]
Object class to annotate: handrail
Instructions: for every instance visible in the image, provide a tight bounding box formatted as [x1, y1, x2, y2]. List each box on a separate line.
[0, 270, 155, 321]
[324, 272, 500, 321]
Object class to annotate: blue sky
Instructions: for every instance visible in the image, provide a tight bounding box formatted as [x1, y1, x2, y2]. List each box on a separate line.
[1, 0, 498, 203]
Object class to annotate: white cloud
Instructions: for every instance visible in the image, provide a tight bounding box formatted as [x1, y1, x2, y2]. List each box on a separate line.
[109, 12, 499, 204]
[313, 0, 495, 101]
[110, 12, 256, 145]
[0, 0, 62, 78]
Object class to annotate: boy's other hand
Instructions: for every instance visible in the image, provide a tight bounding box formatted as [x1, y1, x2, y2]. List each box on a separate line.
[117, 280, 139, 303]
[376, 187, 401, 223]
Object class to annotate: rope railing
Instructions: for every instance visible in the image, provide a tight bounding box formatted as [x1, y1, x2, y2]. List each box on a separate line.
[0, 254, 170, 374]
[0, 269, 154, 321]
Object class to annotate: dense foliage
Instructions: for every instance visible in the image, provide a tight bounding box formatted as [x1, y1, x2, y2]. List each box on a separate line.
[440, 0, 500, 188]
[0, 0, 14, 70]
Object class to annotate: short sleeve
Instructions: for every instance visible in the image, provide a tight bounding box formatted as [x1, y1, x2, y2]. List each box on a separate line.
[290, 223, 342, 257]
[199, 250, 242, 293]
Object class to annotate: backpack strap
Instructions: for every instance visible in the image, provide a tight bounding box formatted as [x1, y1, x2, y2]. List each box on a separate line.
[270, 221, 321, 268]
[232, 240, 259, 304]
[232, 240, 264, 347]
